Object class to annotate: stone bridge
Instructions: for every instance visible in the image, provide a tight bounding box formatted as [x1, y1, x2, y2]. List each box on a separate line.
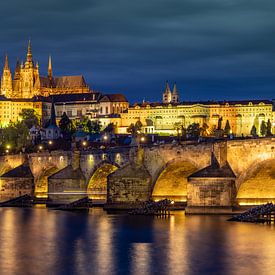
[0, 138, 274, 210]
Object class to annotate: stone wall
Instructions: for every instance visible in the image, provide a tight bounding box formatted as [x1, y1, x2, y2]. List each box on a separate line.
[227, 138, 275, 189]
[0, 178, 34, 202]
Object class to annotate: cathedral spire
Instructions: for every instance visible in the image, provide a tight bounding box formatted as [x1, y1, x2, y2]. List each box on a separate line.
[26, 40, 33, 67]
[4, 54, 9, 70]
[48, 55, 52, 79]
[14, 58, 21, 80]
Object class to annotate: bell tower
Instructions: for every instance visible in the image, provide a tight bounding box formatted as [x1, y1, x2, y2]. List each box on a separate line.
[1, 54, 13, 97]
[171, 82, 180, 103]
[162, 81, 172, 103]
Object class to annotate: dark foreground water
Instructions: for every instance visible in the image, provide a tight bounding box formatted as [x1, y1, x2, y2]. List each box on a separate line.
[0, 208, 275, 275]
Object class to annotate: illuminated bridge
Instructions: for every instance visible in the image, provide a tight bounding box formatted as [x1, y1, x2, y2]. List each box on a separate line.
[0, 138, 274, 212]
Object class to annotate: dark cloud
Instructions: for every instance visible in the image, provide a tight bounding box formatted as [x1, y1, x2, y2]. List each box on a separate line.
[0, 0, 274, 102]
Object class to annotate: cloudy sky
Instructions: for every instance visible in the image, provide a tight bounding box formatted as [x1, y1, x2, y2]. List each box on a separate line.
[0, 0, 274, 102]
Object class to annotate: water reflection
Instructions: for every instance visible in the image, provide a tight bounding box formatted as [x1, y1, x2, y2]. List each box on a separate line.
[0, 209, 275, 274]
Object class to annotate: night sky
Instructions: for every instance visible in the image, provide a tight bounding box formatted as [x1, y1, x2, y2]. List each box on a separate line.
[0, 0, 274, 103]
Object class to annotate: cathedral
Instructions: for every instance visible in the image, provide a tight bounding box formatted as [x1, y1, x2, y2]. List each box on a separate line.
[0, 42, 129, 127]
[1, 41, 89, 99]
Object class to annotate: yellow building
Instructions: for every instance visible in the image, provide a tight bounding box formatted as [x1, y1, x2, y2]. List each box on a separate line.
[0, 96, 51, 127]
[1, 41, 89, 99]
[109, 83, 275, 137]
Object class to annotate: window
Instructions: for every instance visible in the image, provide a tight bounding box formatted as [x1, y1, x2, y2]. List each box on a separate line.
[77, 109, 82, 117]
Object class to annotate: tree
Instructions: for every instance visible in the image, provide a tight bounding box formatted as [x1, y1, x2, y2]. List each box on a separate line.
[127, 120, 143, 136]
[217, 117, 223, 130]
[0, 121, 32, 152]
[224, 120, 231, 136]
[267, 119, 272, 136]
[104, 123, 115, 134]
[250, 125, 257, 137]
[135, 120, 143, 133]
[89, 120, 101, 134]
[127, 123, 137, 136]
[260, 121, 267, 137]
[200, 123, 209, 137]
[19, 109, 39, 129]
[59, 112, 74, 134]
[187, 123, 200, 139]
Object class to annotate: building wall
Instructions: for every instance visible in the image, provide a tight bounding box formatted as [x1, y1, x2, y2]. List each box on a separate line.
[0, 100, 51, 127]
[117, 101, 274, 136]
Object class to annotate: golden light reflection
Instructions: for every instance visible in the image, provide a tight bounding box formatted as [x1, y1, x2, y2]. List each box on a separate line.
[94, 215, 114, 274]
[167, 213, 188, 274]
[131, 243, 151, 275]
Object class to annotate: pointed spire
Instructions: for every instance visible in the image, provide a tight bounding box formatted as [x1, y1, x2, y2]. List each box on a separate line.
[48, 55, 52, 79]
[4, 54, 9, 70]
[164, 80, 171, 93]
[172, 82, 178, 94]
[49, 98, 57, 126]
[14, 58, 21, 80]
[26, 40, 33, 66]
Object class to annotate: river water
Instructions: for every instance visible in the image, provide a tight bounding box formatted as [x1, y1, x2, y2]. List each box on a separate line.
[0, 207, 275, 275]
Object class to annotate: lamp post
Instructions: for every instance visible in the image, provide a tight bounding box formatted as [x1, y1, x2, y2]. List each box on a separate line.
[82, 141, 87, 149]
[5, 144, 11, 154]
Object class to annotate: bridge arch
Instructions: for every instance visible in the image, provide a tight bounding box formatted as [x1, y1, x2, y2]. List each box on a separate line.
[236, 158, 275, 205]
[87, 161, 119, 201]
[151, 158, 199, 202]
[35, 166, 61, 198]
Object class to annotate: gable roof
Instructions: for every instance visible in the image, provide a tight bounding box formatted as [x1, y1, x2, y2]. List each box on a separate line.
[188, 156, 236, 179]
[40, 75, 87, 88]
[99, 94, 128, 102]
[1, 163, 34, 178]
[49, 165, 85, 180]
[52, 92, 100, 103]
[53, 75, 87, 88]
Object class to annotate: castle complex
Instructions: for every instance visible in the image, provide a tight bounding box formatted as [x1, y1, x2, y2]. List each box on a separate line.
[0, 42, 128, 126]
[0, 42, 274, 136]
[1, 41, 89, 98]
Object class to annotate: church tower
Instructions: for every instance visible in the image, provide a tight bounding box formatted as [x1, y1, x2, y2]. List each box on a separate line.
[162, 81, 172, 103]
[20, 40, 40, 98]
[171, 82, 180, 103]
[48, 55, 52, 80]
[1, 54, 13, 97]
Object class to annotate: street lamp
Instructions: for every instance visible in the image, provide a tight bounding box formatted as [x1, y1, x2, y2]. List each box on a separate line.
[103, 135, 108, 143]
[82, 141, 87, 147]
[48, 140, 53, 145]
[38, 145, 43, 151]
[140, 136, 145, 142]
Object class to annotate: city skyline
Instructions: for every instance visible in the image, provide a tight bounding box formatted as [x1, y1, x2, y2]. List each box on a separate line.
[1, 0, 275, 103]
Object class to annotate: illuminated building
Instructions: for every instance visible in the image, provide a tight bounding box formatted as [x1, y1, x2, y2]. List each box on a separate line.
[0, 42, 128, 127]
[111, 82, 275, 136]
[1, 41, 89, 99]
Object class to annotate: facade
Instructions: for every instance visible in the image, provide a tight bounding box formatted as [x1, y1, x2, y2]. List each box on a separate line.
[1, 41, 89, 99]
[103, 82, 275, 136]
[0, 96, 51, 127]
[53, 93, 128, 123]
[117, 100, 274, 136]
